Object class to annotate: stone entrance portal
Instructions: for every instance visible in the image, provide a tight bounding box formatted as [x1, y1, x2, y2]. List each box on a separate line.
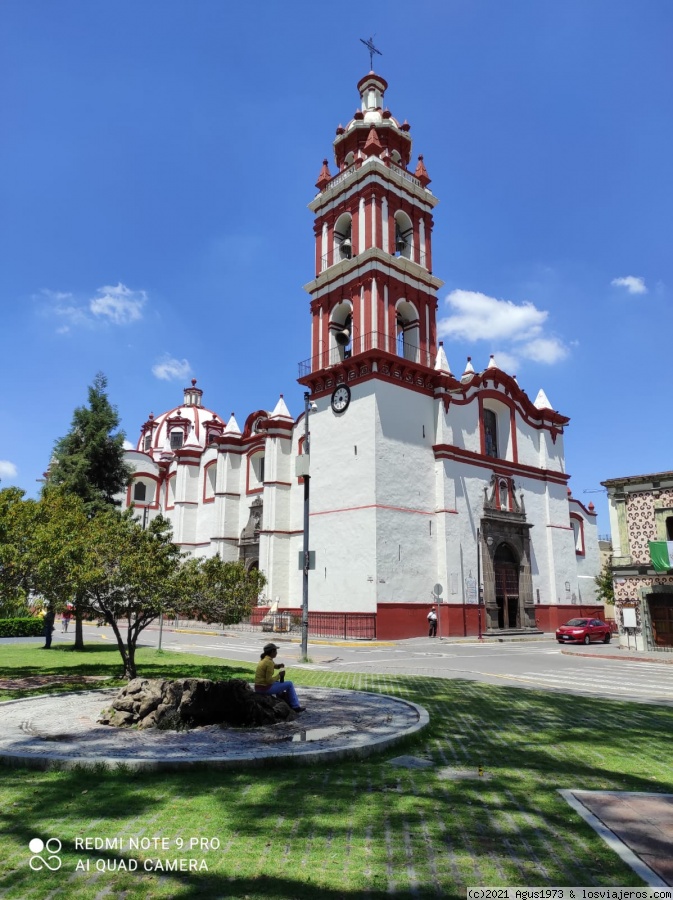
[481, 476, 539, 634]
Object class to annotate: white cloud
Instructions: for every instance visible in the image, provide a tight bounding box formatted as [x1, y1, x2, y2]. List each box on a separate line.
[439, 290, 548, 342]
[519, 337, 568, 364]
[438, 289, 568, 367]
[89, 283, 146, 324]
[38, 283, 146, 331]
[611, 275, 647, 295]
[0, 460, 18, 480]
[39, 289, 74, 302]
[152, 355, 192, 381]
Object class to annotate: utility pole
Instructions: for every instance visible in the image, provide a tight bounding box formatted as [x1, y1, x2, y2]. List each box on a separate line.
[300, 391, 311, 661]
[477, 526, 483, 641]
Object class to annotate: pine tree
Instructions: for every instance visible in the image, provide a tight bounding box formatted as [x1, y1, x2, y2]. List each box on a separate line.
[49, 372, 131, 514]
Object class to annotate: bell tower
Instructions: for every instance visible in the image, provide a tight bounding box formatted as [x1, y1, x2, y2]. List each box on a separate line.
[297, 72, 447, 616]
[299, 71, 443, 394]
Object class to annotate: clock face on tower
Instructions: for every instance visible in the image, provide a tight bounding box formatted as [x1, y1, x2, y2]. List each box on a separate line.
[331, 384, 351, 414]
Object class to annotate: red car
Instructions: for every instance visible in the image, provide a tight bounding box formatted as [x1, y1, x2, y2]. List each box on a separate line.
[556, 618, 612, 645]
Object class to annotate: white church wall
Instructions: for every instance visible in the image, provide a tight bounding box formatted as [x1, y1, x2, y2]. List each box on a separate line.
[514, 418, 540, 468]
[372, 381, 436, 604]
[570, 499, 600, 605]
[309, 506, 378, 612]
[444, 402, 478, 452]
[299, 384, 378, 612]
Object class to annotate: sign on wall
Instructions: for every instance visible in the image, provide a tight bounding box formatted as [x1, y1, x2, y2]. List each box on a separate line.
[465, 576, 477, 604]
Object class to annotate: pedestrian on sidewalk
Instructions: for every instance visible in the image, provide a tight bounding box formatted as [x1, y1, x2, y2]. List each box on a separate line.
[254, 643, 305, 713]
[427, 606, 438, 638]
[62, 605, 72, 633]
[42, 607, 55, 649]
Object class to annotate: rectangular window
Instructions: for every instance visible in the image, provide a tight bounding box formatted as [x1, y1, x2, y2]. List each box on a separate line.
[483, 409, 498, 458]
[170, 431, 183, 450]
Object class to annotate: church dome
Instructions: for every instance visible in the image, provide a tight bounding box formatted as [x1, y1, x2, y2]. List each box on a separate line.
[136, 380, 226, 459]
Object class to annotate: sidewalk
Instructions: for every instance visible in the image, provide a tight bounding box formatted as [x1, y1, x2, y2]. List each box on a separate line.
[559, 642, 673, 664]
[562, 790, 673, 887]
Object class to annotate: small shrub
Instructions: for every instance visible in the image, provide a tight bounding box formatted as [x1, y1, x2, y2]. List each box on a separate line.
[0, 617, 45, 638]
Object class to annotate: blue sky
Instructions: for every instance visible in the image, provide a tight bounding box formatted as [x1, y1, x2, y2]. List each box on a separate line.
[1, 1, 671, 534]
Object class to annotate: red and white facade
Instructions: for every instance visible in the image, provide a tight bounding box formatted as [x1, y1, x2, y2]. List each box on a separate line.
[121, 72, 600, 637]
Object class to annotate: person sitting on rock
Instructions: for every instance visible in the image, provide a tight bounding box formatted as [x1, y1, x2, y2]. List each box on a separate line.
[254, 643, 305, 713]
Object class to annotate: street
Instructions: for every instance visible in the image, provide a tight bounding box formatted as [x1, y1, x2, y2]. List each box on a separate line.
[46, 623, 673, 707]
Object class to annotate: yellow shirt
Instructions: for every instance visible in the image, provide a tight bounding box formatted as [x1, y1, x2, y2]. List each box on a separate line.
[255, 656, 279, 688]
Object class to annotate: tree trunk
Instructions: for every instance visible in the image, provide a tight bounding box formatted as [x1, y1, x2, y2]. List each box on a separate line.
[74, 611, 84, 650]
[125, 640, 137, 680]
[106, 616, 134, 679]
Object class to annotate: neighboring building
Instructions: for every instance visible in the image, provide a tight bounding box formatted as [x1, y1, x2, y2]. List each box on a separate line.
[121, 71, 600, 639]
[602, 470, 673, 651]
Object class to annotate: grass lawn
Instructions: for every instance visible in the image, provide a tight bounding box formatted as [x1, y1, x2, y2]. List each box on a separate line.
[0, 643, 672, 899]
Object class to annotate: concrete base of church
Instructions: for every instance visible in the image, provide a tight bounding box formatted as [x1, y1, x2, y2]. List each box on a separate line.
[253, 602, 607, 641]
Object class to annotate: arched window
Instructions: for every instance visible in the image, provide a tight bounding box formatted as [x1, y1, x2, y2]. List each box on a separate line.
[395, 299, 420, 361]
[334, 212, 353, 261]
[329, 300, 353, 363]
[394, 210, 413, 259]
[133, 481, 147, 502]
[204, 461, 217, 503]
[248, 452, 265, 493]
[570, 515, 585, 555]
[165, 473, 176, 510]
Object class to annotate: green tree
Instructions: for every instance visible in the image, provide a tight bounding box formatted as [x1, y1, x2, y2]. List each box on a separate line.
[181, 556, 266, 625]
[594, 554, 615, 606]
[0, 487, 32, 616]
[49, 372, 131, 514]
[27, 498, 185, 678]
[48, 372, 132, 648]
[26, 489, 91, 609]
[80, 511, 185, 678]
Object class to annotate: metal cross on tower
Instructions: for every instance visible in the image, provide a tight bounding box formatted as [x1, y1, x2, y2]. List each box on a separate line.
[360, 36, 382, 70]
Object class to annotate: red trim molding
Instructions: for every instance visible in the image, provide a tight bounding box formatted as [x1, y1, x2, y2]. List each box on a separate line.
[433, 443, 570, 486]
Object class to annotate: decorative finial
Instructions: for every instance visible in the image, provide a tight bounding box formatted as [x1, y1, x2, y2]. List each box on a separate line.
[360, 36, 382, 70]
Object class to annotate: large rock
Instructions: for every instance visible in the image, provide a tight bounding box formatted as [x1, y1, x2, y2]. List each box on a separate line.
[98, 678, 295, 730]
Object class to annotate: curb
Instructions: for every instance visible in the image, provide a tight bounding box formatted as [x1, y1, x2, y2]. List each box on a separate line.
[561, 649, 673, 664]
[0, 688, 429, 772]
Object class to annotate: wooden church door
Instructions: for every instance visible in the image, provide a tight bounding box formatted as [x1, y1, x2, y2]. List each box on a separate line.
[494, 544, 520, 629]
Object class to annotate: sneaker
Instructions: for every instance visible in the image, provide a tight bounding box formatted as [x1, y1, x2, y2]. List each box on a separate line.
[293, 706, 306, 713]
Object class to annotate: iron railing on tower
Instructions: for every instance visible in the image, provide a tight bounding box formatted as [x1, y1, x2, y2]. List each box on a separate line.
[298, 329, 437, 378]
[319, 246, 428, 273]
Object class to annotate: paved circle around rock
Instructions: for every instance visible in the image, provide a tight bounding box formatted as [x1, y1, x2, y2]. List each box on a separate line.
[0, 687, 428, 770]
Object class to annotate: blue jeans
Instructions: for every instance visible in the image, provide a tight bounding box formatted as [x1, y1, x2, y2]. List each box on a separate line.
[259, 680, 301, 709]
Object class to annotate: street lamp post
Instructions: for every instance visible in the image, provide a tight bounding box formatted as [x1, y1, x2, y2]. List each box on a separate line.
[300, 391, 312, 661]
[477, 526, 483, 641]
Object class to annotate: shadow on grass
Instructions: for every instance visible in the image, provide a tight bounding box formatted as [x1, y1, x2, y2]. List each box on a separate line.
[0, 644, 254, 701]
[2, 672, 669, 897]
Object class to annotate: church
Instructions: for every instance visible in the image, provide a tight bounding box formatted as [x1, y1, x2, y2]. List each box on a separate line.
[121, 70, 600, 639]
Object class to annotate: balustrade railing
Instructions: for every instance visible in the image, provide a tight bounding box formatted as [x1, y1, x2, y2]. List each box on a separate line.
[319, 246, 428, 274]
[298, 330, 436, 378]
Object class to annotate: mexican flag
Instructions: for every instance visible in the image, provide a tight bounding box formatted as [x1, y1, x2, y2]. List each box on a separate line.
[649, 541, 673, 572]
